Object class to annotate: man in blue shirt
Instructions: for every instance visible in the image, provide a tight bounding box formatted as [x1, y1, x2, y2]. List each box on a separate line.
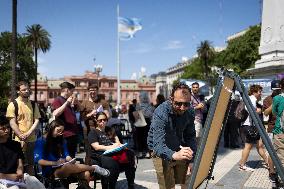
[147, 83, 196, 189]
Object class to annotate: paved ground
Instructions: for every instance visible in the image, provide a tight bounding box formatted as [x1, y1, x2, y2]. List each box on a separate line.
[69, 145, 275, 189]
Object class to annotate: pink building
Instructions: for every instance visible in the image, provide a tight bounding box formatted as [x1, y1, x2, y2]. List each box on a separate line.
[30, 71, 156, 106]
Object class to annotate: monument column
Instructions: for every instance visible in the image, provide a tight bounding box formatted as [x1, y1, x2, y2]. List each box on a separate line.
[248, 0, 284, 78]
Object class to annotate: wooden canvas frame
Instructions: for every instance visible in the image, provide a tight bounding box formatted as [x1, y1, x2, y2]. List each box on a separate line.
[188, 70, 284, 189]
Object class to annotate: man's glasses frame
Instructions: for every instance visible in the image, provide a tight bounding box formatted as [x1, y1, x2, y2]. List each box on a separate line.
[173, 101, 191, 107]
[97, 119, 108, 123]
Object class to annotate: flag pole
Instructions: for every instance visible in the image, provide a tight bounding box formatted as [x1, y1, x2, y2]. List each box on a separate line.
[117, 4, 121, 106]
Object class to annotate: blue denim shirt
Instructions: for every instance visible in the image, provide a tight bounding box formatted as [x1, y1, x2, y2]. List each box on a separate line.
[147, 100, 197, 161]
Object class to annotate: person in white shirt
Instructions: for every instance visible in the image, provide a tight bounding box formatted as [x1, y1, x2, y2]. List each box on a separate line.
[238, 85, 267, 171]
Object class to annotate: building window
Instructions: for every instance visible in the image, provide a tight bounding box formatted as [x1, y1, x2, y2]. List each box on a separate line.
[49, 92, 53, 98]
[75, 81, 80, 87]
[109, 82, 114, 88]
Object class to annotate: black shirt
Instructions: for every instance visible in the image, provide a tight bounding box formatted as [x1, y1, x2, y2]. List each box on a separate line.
[0, 140, 24, 174]
[128, 104, 136, 124]
[88, 128, 112, 159]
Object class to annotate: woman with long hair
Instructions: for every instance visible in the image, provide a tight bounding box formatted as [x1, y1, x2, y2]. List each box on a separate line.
[88, 111, 136, 189]
[34, 119, 109, 186]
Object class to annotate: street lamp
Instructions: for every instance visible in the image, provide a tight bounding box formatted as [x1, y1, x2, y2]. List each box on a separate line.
[94, 64, 103, 89]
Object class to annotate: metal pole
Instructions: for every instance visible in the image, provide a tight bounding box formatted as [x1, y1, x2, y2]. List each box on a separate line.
[117, 4, 121, 106]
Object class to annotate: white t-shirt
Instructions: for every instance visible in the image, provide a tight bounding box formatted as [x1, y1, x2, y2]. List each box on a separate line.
[243, 95, 257, 126]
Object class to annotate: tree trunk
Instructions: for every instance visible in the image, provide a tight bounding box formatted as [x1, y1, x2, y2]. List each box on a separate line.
[34, 48, 38, 102]
[11, 0, 17, 100]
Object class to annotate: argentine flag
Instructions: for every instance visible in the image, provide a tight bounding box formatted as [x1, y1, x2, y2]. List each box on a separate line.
[118, 17, 142, 40]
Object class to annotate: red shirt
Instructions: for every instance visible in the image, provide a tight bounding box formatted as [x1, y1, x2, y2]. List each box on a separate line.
[52, 96, 78, 137]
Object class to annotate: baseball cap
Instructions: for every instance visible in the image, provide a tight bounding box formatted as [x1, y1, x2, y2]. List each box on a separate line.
[271, 80, 281, 90]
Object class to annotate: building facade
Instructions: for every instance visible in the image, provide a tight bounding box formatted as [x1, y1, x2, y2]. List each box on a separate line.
[30, 71, 156, 106]
[155, 60, 192, 98]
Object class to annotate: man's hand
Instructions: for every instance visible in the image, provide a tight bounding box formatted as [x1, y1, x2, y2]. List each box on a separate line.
[66, 96, 73, 104]
[172, 146, 193, 161]
[16, 169, 24, 181]
[92, 109, 97, 115]
[256, 107, 262, 114]
[195, 103, 204, 110]
[21, 131, 32, 141]
[18, 133, 27, 141]
[56, 158, 66, 165]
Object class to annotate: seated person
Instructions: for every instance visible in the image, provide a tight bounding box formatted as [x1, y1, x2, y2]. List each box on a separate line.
[0, 115, 24, 189]
[88, 112, 136, 189]
[106, 109, 124, 143]
[34, 119, 109, 187]
[106, 109, 122, 127]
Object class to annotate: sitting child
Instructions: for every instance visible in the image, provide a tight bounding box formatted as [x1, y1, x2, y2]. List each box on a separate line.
[0, 115, 24, 189]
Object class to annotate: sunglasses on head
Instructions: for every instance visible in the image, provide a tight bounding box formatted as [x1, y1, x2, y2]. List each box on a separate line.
[97, 118, 107, 123]
[173, 101, 191, 107]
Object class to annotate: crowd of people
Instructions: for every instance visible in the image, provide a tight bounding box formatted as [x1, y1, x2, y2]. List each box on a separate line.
[1, 78, 284, 189]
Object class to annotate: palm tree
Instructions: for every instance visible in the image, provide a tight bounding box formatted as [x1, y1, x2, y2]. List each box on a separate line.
[25, 24, 51, 102]
[11, 0, 17, 100]
[197, 40, 215, 94]
[197, 40, 215, 80]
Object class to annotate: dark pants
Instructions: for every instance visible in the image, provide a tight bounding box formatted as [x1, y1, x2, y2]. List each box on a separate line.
[65, 135, 78, 158]
[224, 119, 241, 148]
[92, 155, 135, 189]
[130, 122, 138, 150]
[136, 125, 150, 153]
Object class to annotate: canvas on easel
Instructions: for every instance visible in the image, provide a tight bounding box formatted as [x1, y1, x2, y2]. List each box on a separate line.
[188, 70, 284, 189]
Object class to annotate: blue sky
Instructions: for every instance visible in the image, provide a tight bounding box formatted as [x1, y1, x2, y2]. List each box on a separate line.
[0, 0, 261, 79]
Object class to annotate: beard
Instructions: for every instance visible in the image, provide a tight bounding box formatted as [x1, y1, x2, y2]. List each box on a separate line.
[21, 93, 30, 99]
[173, 108, 186, 116]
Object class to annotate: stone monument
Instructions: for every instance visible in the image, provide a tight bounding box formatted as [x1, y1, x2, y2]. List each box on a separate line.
[248, 0, 284, 78]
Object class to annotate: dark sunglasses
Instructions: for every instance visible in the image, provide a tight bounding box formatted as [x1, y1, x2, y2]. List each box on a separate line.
[173, 101, 191, 107]
[0, 126, 10, 131]
[97, 119, 107, 123]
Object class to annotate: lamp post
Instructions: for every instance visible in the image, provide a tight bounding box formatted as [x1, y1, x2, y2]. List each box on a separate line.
[94, 64, 103, 90]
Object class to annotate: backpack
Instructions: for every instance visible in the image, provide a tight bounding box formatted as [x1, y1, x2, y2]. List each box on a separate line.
[13, 100, 36, 123]
[234, 100, 249, 122]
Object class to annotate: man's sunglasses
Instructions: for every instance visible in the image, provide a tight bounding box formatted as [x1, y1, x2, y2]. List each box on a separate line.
[0, 126, 10, 131]
[97, 119, 107, 123]
[173, 101, 191, 107]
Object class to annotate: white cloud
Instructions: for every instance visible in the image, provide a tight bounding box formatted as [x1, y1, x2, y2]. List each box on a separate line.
[163, 40, 184, 50]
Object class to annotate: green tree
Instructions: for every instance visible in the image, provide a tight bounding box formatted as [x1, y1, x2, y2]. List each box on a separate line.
[25, 24, 51, 102]
[197, 40, 215, 79]
[214, 25, 261, 75]
[0, 32, 35, 108]
[182, 59, 204, 80]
